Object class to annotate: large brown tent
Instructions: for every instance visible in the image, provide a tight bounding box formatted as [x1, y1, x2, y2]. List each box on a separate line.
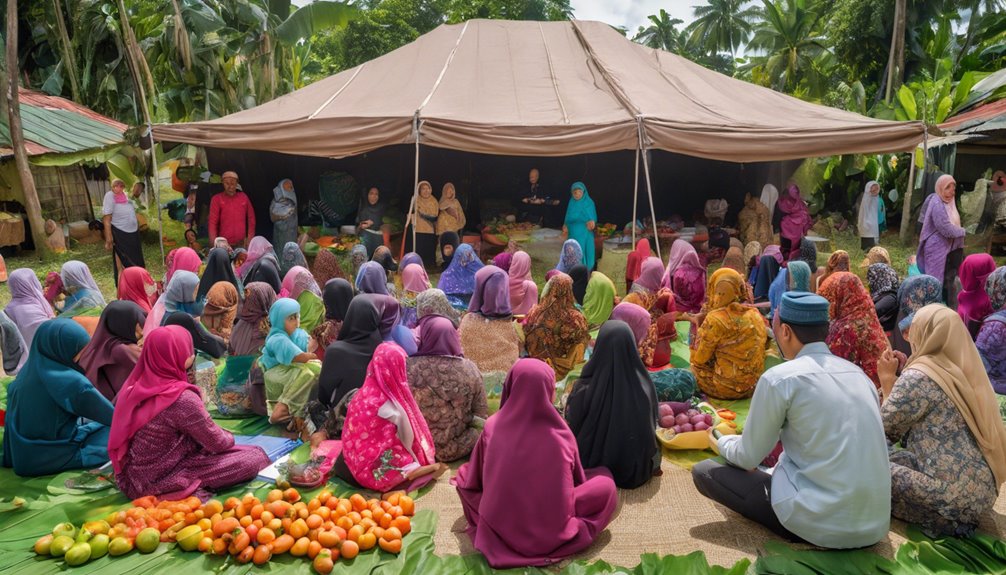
[153, 19, 924, 162]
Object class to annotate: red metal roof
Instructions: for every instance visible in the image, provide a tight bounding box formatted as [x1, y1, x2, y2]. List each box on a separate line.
[940, 98, 1006, 132]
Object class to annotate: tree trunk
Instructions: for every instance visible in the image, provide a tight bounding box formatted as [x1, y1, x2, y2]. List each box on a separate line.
[116, 0, 154, 123]
[52, 0, 81, 102]
[4, 0, 52, 256]
[170, 0, 193, 73]
[892, 0, 907, 93]
[884, 0, 904, 102]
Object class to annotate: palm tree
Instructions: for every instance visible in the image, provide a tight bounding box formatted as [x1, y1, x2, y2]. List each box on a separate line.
[633, 9, 685, 53]
[687, 0, 760, 57]
[746, 0, 830, 95]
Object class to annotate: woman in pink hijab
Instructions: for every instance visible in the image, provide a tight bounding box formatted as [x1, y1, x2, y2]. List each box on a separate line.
[164, 247, 202, 286]
[775, 183, 812, 260]
[454, 358, 617, 568]
[660, 240, 705, 313]
[338, 343, 446, 492]
[958, 253, 997, 339]
[508, 251, 538, 316]
[108, 326, 269, 499]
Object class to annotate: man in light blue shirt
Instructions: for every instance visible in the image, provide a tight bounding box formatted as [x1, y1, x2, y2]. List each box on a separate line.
[692, 292, 891, 549]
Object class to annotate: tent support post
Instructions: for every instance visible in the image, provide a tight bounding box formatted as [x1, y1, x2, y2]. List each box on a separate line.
[402, 114, 420, 261]
[148, 124, 165, 265]
[637, 118, 660, 261]
[899, 128, 925, 243]
[632, 147, 639, 248]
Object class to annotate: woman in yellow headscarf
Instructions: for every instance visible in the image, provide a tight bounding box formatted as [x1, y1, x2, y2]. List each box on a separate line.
[437, 182, 466, 236]
[690, 268, 767, 399]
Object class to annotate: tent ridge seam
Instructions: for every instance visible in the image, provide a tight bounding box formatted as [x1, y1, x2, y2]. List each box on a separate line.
[309, 64, 366, 120]
[568, 20, 640, 118]
[538, 22, 569, 125]
[416, 20, 470, 117]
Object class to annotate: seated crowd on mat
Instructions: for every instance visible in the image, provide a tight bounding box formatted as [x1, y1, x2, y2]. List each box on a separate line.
[3, 172, 1006, 567]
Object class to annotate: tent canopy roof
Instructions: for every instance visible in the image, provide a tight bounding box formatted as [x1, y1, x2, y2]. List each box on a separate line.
[154, 19, 924, 162]
[0, 88, 127, 159]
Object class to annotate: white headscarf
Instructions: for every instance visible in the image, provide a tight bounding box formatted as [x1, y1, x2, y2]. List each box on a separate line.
[857, 180, 880, 239]
[760, 183, 779, 220]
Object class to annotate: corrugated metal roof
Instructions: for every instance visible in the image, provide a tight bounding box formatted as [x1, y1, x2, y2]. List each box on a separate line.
[0, 88, 127, 158]
[940, 98, 1006, 134]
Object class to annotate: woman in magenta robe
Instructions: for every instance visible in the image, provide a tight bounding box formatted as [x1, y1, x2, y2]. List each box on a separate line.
[454, 358, 617, 568]
[108, 325, 269, 500]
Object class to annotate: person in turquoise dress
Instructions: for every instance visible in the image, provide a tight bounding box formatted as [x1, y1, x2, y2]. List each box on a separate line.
[563, 182, 597, 271]
[2, 319, 114, 476]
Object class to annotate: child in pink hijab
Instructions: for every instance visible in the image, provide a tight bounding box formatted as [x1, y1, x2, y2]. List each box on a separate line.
[508, 251, 538, 316]
[454, 358, 617, 568]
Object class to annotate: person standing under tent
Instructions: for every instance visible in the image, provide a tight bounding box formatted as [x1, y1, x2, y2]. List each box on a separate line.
[103, 179, 145, 285]
[270, 178, 299, 249]
[437, 182, 466, 237]
[563, 182, 597, 271]
[407, 181, 440, 265]
[357, 187, 385, 259]
[208, 171, 256, 249]
[858, 180, 884, 250]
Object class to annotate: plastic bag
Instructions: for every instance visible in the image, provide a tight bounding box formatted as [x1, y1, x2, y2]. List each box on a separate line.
[215, 355, 256, 416]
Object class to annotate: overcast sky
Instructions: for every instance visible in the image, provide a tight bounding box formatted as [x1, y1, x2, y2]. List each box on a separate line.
[292, 0, 700, 36]
[570, 0, 698, 35]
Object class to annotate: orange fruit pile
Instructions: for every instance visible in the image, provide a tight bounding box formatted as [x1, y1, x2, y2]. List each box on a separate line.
[100, 488, 414, 572]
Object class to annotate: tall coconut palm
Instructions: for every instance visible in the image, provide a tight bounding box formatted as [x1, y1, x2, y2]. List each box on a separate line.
[633, 9, 686, 52]
[746, 0, 830, 95]
[687, 0, 760, 56]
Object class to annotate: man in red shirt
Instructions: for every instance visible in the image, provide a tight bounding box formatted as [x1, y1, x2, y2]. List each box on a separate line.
[208, 171, 256, 249]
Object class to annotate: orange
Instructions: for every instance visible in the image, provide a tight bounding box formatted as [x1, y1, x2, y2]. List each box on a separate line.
[358, 532, 377, 551]
[253, 544, 272, 565]
[318, 490, 332, 505]
[384, 527, 403, 541]
[197, 537, 213, 553]
[360, 509, 373, 519]
[347, 525, 365, 543]
[289, 519, 309, 539]
[332, 526, 347, 541]
[378, 537, 402, 554]
[249, 504, 264, 520]
[389, 506, 404, 519]
[347, 511, 362, 525]
[349, 494, 367, 512]
[290, 536, 310, 557]
[384, 492, 402, 506]
[239, 515, 253, 528]
[203, 500, 224, 516]
[211, 538, 228, 556]
[284, 488, 301, 503]
[235, 545, 254, 564]
[306, 514, 323, 530]
[266, 489, 284, 503]
[266, 518, 282, 532]
[307, 540, 323, 559]
[313, 550, 334, 574]
[228, 530, 251, 555]
[391, 516, 411, 536]
[212, 517, 239, 538]
[257, 528, 276, 546]
[340, 539, 360, 560]
[379, 513, 393, 529]
[399, 496, 415, 516]
[241, 494, 259, 507]
[318, 530, 340, 548]
[271, 534, 295, 555]
[336, 516, 353, 532]
[308, 499, 321, 512]
[370, 526, 385, 540]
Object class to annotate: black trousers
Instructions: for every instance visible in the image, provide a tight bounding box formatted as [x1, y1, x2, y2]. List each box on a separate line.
[860, 237, 877, 250]
[944, 247, 963, 310]
[691, 459, 802, 541]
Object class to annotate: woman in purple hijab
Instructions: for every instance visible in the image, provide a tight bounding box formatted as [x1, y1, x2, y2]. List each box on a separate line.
[917, 174, 966, 306]
[355, 261, 391, 296]
[492, 252, 513, 273]
[407, 315, 487, 462]
[459, 266, 520, 374]
[437, 243, 484, 309]
[454, 358, 617, 568]
[400, 252, 423, 271]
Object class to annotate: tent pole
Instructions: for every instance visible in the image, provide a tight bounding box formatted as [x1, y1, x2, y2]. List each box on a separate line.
[638, 119, 660, 261]
[411, 115, 421, 259]
[899, 128, 925, 243]
[632, 146, 639, 249]
[147, 124, 165, 265]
